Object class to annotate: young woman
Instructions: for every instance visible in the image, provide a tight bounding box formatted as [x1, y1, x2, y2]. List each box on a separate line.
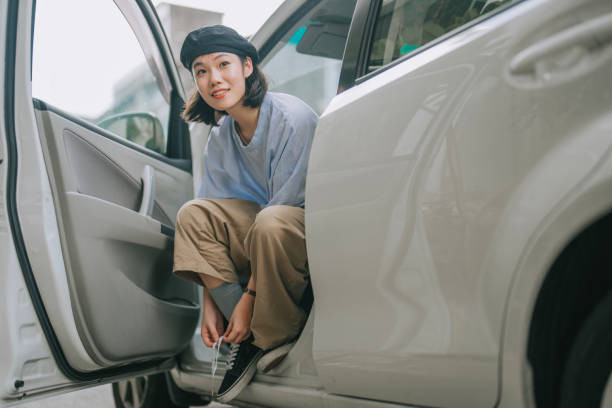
[172, 25, 317, 402]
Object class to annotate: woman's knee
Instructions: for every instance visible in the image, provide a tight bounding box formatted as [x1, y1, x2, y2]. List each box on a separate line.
[176, 199, 217, 229]
[250, 206, 288, 235]
[248, 206, 304, 242]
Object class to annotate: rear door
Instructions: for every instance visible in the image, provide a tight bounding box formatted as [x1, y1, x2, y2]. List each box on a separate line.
[305, 0, 610, 406]
[2, 0, 199, 398]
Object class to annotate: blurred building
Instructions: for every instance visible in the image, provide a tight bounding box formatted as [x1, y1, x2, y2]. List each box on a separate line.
[98, 4, 222, 132]
[156, 3, 223, 95]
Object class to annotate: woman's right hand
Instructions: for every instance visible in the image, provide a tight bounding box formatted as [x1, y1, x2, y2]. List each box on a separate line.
[201, 288, 225, 347]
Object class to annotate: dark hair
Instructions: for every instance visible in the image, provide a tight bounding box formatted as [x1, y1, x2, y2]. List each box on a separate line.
[181, 56, 268, 126]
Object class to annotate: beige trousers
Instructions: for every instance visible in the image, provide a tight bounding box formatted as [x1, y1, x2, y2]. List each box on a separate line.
[173, 198, 309, 350]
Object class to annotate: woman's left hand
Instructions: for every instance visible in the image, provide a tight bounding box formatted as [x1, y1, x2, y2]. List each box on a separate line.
[223, 294, 255, 344]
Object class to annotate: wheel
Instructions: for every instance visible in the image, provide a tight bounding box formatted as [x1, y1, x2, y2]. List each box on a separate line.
[112, 373, 187, 408]
[559, 291, 612, 408]
[602, 377, 612, 408]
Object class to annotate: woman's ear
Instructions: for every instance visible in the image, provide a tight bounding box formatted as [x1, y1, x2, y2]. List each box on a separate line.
[243, 56, 254, 78]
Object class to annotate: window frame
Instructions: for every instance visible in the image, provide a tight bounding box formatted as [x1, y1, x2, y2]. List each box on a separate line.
[133, 0, 191, 162]
[257, 0, 322, 62]
[31, 0, 191, 167]
[32, 98, 192, 172]
[338, 0, 381, 91]
[339, 0, 528, 92]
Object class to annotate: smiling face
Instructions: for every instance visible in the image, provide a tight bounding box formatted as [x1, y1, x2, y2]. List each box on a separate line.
[192, 52, 253, 115]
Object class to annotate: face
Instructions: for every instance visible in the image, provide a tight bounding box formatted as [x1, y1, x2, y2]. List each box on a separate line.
[192, 52, 253, 114]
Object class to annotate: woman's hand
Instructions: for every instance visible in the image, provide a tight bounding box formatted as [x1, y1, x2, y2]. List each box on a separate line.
[223, 294, 254, 344]
[201, 288, 225, 348]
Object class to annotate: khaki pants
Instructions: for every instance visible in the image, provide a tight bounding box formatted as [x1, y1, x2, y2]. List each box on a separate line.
[173, 198, 309, 350]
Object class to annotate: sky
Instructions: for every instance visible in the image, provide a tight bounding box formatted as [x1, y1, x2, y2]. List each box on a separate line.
[31, 0, 284, 118]
[154, 0, 285, 36]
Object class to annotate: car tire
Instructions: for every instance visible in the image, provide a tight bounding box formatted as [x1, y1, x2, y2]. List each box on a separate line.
[559, 291, 612, 408]
[112, 373, 187, 408]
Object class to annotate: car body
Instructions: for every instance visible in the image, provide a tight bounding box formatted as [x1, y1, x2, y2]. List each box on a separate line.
[1, 0, 611, 407]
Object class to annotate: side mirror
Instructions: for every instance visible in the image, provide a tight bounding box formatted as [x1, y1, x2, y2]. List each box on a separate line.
[98, 112, 165, 154]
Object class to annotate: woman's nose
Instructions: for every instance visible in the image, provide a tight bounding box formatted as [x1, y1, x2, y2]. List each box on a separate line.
[210, 69, 222, 84]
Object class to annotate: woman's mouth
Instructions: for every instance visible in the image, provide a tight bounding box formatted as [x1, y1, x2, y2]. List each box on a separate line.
[212, 89, 229, 99]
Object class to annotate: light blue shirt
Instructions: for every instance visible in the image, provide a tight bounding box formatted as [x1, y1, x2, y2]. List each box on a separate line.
[198, 92, 318, 208]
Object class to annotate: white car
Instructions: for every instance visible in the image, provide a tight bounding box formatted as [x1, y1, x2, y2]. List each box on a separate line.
[1, 0, 611, 407]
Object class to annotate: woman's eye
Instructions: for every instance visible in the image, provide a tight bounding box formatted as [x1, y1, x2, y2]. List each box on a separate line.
[220, 61, 230, 67]
[196, 69, 206, 76]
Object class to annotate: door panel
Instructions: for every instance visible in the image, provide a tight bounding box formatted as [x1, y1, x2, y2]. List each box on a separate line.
[35, 107, 199, 365]
[34, 106, 198, 366]
[306, 0, 611, 406]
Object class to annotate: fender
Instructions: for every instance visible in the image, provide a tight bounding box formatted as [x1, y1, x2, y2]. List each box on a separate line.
[483, 112, 612, 407]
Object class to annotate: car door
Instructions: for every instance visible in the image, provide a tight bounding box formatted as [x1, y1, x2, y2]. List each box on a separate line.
[306, 0, 611, 406]
[1, 0, 199, 400]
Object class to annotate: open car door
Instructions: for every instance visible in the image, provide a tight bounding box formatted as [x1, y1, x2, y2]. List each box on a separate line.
[1, 0, 199, 401]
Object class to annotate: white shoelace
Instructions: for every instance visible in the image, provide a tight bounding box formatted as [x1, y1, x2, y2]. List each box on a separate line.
[226, 343, 240, 370]
[211, 336, 224, 398]
[211, 336, 224, 378]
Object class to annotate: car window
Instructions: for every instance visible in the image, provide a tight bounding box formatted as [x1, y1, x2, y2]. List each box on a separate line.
[260, 0, 357, 115]
[366, 0, 512, 73]
[32, 0, 170, 155]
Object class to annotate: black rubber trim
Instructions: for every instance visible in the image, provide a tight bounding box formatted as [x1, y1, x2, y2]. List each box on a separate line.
[258, 0, 321, 61]
[138, 0, 192, 163]
[140, 0, 182, 93]
[33, 99, 192, 173]
[338, 0, 379, 91]
[352, 0, 528, 87]
[353, 0, 381, 81]
[166, 89, 191, 161]
[5, 0, 174, 382]
[161, 224, 175, 238]
[136, 0, 182, 99]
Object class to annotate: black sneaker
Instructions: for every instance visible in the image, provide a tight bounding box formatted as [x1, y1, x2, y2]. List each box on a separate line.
[216, 336, 263, 403]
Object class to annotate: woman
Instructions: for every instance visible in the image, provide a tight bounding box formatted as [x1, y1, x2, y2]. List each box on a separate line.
[173, 25, 317, 403]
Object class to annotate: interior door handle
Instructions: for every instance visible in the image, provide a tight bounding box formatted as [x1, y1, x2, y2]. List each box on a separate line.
[139, 165, 155, 217]
[510, 13, 612, 75]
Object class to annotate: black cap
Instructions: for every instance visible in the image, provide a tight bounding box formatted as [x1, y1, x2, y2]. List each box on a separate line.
[180, 25, 259, 70]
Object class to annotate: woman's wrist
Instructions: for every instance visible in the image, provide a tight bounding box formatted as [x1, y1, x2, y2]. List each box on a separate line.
[241, 292, 256, 304]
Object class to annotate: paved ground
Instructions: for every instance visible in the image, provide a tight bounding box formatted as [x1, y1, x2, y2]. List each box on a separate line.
[18, 385, 115, 408]
[16, 384, 235, 408]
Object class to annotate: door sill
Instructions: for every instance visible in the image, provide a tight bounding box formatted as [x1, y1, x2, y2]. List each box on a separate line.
[172, 368, 417, 408]
[173, 368, 326, 408]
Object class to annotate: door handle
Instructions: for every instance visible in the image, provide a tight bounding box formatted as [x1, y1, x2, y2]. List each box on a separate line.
[139, 165, 155, 217]
[510, 13, 612, 75]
